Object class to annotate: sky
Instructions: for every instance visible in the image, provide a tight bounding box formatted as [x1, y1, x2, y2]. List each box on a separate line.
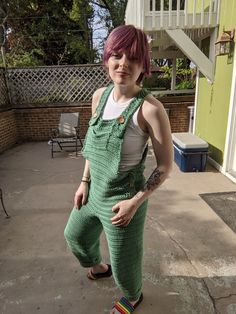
[92, 3, 108, 56]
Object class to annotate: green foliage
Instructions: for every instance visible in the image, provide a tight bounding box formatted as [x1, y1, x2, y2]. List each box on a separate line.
[3, 48, 44, 67]
[0, 0, 97, 66]
[176, 80, 195, 90]
[143, 73, 171, 90]
[0, 0, 129, 66]
[143, 59, 196, 91]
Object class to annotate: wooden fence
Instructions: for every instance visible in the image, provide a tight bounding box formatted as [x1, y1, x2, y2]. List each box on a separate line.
[0, 64, 110, 108]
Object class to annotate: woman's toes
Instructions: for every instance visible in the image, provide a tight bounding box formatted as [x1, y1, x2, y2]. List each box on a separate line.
[110, 308, 121, 314]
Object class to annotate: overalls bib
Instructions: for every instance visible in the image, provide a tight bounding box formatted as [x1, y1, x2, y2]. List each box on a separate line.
[64, 85, 149, 301]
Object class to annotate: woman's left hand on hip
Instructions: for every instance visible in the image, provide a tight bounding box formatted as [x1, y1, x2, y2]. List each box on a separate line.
[111, 199, 138, 227]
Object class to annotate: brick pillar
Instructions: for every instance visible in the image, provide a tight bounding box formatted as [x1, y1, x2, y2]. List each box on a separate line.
[0, 110, 18, 153]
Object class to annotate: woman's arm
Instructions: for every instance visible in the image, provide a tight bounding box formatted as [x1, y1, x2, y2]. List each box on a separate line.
[74, 87, 105, 209]
[80, 87, 105, 181]
[81, 159, 90, 181]
[111, 96, 173, 225]
[131, 96, 173, 207]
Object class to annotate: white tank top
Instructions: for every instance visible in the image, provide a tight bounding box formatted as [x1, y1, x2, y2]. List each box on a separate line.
[102, 89, 149, 171]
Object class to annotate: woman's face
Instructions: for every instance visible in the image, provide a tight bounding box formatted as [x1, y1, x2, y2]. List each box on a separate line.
[107, 51, 143, 86]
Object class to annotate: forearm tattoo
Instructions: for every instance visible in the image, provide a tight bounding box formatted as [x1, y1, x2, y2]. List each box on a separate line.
[142, 167, 165, 192]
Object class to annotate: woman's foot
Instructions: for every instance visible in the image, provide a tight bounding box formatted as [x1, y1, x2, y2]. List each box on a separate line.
[110, 300, 138, 314]
[92, 263, 109, 274]
[87, 263, 112, 280]
[110, 293, 143, 314]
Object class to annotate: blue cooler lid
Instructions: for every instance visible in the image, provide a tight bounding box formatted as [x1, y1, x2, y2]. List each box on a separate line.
[172, 132, 208, 150]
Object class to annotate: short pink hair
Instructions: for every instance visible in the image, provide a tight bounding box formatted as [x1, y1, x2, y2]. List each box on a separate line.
[103, 25, 151, 83]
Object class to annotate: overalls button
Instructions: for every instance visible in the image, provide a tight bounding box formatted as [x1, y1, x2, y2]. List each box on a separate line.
[118, 115, 125, 124]
[93, 112, 98, 118]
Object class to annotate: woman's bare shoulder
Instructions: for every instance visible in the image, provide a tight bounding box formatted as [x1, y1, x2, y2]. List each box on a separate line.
[93, 87, 106, 100]
[142, 94, 165, 116]
[92, 87, 107, 113]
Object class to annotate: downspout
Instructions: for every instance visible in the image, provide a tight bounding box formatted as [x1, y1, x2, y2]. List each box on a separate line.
[171, 57, 177, 91]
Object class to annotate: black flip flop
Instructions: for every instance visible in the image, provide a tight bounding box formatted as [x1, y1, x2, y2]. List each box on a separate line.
[87, 264, 112, 280]
[134, 293, 143, 309]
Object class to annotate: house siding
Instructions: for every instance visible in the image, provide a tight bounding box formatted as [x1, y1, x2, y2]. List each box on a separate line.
[195, 0, 236, 165]
[188, 0, 212, 12]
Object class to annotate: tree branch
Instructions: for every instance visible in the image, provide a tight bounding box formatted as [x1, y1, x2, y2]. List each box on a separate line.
[100, 0, 111, 10]
[90, 1, 108, 10]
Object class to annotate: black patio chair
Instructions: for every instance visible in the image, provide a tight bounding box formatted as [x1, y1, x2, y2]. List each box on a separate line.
[50, 112, 83, 158]
[0, 188, 10, 218]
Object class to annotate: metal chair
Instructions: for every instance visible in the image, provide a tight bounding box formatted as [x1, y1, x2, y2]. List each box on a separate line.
[50, 112, 83, 158]
[0, 188, 10, 218]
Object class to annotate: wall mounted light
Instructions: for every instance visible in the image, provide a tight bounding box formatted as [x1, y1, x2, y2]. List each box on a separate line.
[215, 29, 235, 56]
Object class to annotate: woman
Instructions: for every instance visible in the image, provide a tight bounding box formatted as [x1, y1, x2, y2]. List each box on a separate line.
[64, 25, 173, 314]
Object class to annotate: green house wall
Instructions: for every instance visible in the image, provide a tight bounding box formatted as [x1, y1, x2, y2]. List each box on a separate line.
[188, 0, 212, 12]
[195, 0, 236, 165]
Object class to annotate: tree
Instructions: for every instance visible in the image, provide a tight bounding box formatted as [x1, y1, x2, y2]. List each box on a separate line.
[90, 0, 128, 59]
[0, 0, 96, 66]
[91, 0, 127, 30]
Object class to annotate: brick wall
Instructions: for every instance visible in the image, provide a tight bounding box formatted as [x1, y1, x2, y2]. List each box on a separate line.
[160, 95, 194, 132]
[0, 110, 18, 153]
[15, 104, 91, 141]
[165, 102, 193, 132]
[0, 95, 194, 152]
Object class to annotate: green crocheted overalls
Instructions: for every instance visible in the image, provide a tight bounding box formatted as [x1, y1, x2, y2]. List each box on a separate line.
[64, 84, 149, 301]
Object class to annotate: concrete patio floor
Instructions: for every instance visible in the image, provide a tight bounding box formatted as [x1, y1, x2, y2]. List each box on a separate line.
[0, 142, 236, 314]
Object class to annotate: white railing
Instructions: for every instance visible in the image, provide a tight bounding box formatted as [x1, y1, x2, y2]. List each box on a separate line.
[125, 0, 220, 30]
[125, 0, 145, 28]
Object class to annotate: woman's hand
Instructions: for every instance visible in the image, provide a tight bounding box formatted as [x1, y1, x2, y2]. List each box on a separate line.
[74, 182, 89, 210]
[111, 199, 138, 227]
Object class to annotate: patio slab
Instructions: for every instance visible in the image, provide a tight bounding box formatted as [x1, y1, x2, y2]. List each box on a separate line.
[0, 142, 236, 314]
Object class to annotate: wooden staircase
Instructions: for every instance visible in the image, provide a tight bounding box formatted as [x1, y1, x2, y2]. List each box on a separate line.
[125, 0, 221, 82]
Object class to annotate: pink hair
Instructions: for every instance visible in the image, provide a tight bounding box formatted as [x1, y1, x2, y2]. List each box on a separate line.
[103, 25, 151, 83]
